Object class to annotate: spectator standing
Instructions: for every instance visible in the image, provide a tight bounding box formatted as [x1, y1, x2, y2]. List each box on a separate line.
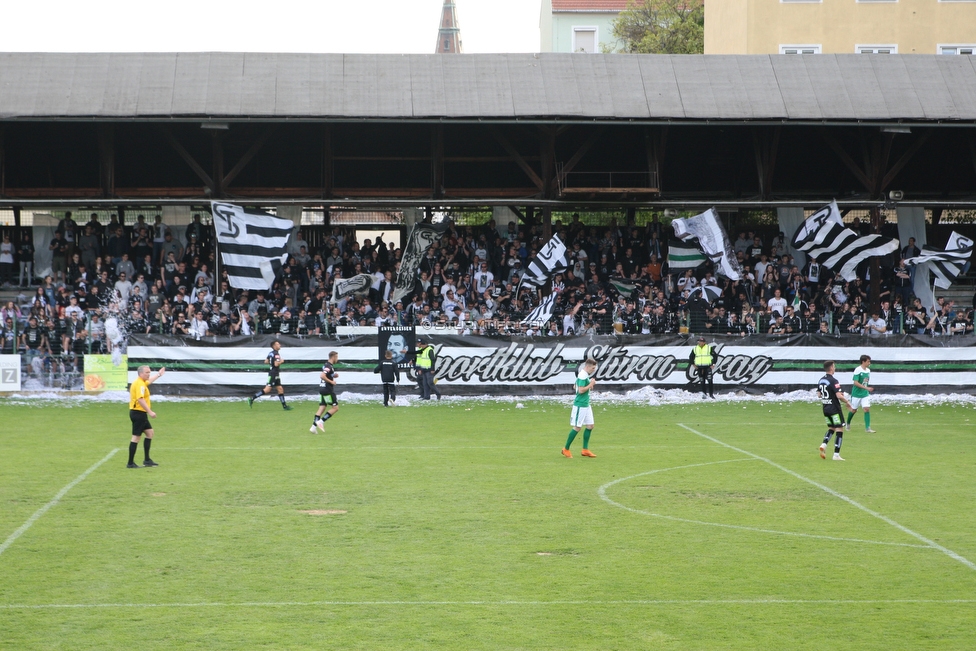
[0, 234, 14, 287]
[17, 232, 34, 288]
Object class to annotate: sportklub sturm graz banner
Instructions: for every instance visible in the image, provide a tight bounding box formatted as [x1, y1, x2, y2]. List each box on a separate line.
[123, 333, 976, 396]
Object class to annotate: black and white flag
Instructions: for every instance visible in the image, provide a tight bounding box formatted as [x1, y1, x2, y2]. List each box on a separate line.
[791, 201, 899, 282]
[520, 292, 557, 327]
[391, 220, 451, 305]
[904, 231, 974, 289]
[671, 208, 742, 280]
[331, 273, 374, 302]
[212, 202, 293, 290]
[518, 233, 572, 293]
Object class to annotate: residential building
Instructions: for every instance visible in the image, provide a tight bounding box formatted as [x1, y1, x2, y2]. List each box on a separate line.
[540, 0, 629, 53]
[705, 0, 976, 55]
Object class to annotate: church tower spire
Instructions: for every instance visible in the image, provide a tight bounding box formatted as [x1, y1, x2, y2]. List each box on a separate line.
[435, 0, 462, 54]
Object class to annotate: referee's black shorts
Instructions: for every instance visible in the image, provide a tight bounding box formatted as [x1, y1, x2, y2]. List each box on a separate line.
[129, 409, 152, 436]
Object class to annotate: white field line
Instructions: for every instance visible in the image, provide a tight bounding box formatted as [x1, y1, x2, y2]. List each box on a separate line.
[597, 460, 929, 549]
[676, 424, 976, 571]
[163, 444, 712, 451]
[2, 598, 975, 610]
[0, 448, 120, 558]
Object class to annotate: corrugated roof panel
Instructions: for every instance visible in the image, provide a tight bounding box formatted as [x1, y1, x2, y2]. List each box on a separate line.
[671, 56, 720, 119]
[410, 55, 447, 117]
[797, 56, 857, 120]
[508, 56, 549, 116]
[768, 56, 822, 120]
[441, 55, 514, 117]
[836, 56, 890, 119]
[540, 55, 582, 116]
[936, 55, 976, 121]
[373, 55, 414, 117]
[67, 53, 111, 116]
[33, 53, 78, 117]
[135, 54, 177, 116]
[870, 57, 925, 120]
[2, 53, 976, 121]
[901, 56, 957, 120]
[205, 53, 245, 116]
[603, 55, 651, 118]
[731, 56, 787, 119]
[308, 54, 344, 117]
[703, 56, 760, 119]
[273, 54, 311, 117]
[172, 53, 212, 116]
[0, 53, 37, 118]
[571, 55, 615, 116]
[637, 55, 684, 119]
[240, 53, 278, 116]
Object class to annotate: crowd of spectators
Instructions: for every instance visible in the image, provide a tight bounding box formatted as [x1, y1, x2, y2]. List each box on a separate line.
[1, 211, 974, 378]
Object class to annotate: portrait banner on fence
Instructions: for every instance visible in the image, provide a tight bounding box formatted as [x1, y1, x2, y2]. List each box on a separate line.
[378, 326, 416, 369]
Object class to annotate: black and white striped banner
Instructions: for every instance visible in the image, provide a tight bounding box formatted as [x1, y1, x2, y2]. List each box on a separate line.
[520, 292, 557, 327]
[212, 202, 293, 290]
[904, 231, 974, 289]
[518, 233, 571, 292]
[671, 208, 742, 280]
[791, 201, 899, 282]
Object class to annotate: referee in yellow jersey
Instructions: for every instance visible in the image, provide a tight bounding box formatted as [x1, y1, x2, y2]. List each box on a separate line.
[128, 365, 165, 468]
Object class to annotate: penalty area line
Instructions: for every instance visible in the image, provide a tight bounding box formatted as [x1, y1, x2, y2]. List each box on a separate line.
[0, 448, 120, 558]
[676, 423, 976, 572]
[2, 598, 976, 610]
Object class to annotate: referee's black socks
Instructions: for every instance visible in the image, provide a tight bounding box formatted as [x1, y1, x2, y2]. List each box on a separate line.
[128, 441, 138, 465]
[144, 437, 152, 460]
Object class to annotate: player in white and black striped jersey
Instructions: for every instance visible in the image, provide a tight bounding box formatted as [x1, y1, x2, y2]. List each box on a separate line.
[312, 351, 340, 432]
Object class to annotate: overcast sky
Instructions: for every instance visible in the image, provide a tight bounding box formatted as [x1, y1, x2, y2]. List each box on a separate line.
[4, 0, 542, 54]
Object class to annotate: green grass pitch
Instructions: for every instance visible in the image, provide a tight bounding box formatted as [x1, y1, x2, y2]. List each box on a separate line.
[1, 397, 975, 650]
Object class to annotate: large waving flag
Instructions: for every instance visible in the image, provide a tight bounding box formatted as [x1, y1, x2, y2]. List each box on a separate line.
[791, 201, 899, 282]
[904, 231, 974, 289]
[212, 202, 292, 290]
[391, 220, 451, 305]
[519, 233, 572, 292]
[671, 208, 742, 280]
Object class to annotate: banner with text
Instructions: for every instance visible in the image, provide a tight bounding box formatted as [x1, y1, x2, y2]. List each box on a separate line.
[124, 334, 976, 396]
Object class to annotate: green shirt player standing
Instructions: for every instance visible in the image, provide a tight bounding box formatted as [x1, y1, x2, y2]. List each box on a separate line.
[562, 358, 598, 459]
[846, 354, 876, 432]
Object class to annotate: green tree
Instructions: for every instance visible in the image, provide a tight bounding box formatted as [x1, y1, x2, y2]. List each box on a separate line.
[609, 0, 705, 54]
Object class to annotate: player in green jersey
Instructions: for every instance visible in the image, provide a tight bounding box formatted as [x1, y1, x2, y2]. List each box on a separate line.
[846, 354, 876, 432]
[562, 358, 598, 459]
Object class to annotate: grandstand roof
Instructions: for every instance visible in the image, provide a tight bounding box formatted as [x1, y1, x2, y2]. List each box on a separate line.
[2, 52, 976, 122]
[551, 0, 630, 11]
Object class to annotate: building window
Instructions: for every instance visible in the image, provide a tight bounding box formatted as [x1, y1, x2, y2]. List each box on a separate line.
[572, 27, 598, 54]
[940, 45, 976, 54]
[780, 45, 821, 54]
[857, 45, 897, 54]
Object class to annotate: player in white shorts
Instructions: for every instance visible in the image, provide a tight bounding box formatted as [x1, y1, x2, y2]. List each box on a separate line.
[562, 358, 598, 458]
